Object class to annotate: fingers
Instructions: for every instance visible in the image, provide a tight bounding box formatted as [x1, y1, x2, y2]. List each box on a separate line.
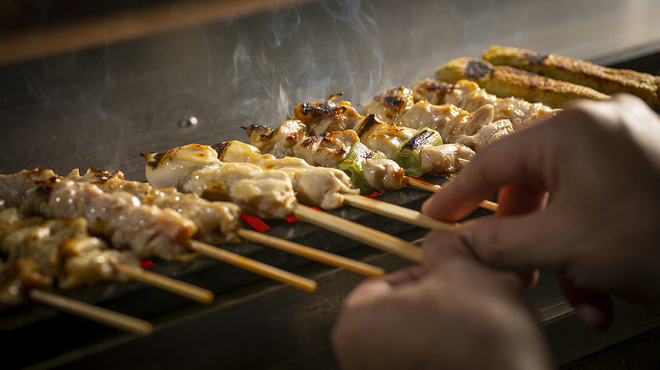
[556, 273, 614, 330]
[496, 183, 549, 217]
[496, 184, 547, 289]
[453, 210, 564, 271]
[422, 229, 473, 272]
[422, 229, 529, 290]
[421, 125, 553, 222]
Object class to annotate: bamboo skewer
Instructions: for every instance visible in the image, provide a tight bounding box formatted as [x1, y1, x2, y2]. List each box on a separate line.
[342, 194, 456, 231]
[0, 218, 215, 303]
[29, 289, 153, 336]
[237, 228, 385, 276]
[292, 204, 423, 263]
[187, 240, 317, 292]
[404, 177, 499, 213]
[112, 263, 214, 303]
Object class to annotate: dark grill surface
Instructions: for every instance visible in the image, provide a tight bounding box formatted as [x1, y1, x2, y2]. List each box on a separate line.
[1, 0, 660, 369]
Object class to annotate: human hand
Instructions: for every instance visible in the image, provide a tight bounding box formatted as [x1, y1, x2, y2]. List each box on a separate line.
[331, 232, 552, 370]
[422, 94, 660, 327]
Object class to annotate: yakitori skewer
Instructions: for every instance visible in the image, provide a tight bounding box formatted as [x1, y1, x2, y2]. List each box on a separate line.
[211, 140, 459, 229]
[0, 258, 152, 335]
[72, 168, 384, 277]
[0, 169, 317, 292]
[0, 211, 213, 304]
[141, 146, 425, 263]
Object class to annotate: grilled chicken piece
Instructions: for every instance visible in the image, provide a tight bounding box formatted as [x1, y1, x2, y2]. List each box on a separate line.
[483, 45, 660, 108]
[398, 101, 512, 150]
[362, 159, 406, 192]
[69, 168, 242, 244]
[435, 57, 611, 108]
[292, 130, 360, 168]
[184, 162, 263, 201]
[420, 144, 475, 174]
[0, 215, 139, 290]
[141, 144, 223, 190]
[293, 95, 364, 135]
[354, 115, 417, 159]
[246, 120, 307, 158]
[0, 169, 196, 260]
[182, 163, 297, 219]
[363, 86, 415, 124]
[231, 170, 297, 219]
[212, 140, 274, 164]
[254, 157, 359, 208]
[410, 78, 558, 130]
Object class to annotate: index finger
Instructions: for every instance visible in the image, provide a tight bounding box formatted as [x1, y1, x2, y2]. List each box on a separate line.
[421, 122, 555, 221]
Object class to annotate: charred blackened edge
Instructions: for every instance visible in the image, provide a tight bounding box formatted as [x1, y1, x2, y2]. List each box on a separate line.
[402, 129, 436, 150]
[210, 142, 229, 160]
[376, 87, 409, 108]
[245, 124, 276, 143]
[524, 52, 549, 65]
[423, 79, 453, 95]
[465, 60, 494, 79]
[140, 151, 167, 169]
[355, 114, 378, 138]
[299, 133, 326, 148]
[35, 175, 59, 196]
[295, 101, 347, 119]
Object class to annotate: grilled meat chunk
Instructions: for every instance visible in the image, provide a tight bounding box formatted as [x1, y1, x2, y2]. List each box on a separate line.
[483, 45, 660, 108]
[293, 95, 364, 135]
[410, 78, 558, 130]
[435, 57, 611, 108]
[363, 86, 415, 124]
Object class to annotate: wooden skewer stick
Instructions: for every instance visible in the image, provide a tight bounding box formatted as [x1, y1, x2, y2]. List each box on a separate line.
[404, 177, 499, 213]
[457, 158, 472, 167]
[237, 228, 385, 277]
[29, 289, 153, 336]
[112, 262, 214, 303]
[187, 240, 317, 292]
[292, 204, 423, 263]
[342, 194, 456, 231]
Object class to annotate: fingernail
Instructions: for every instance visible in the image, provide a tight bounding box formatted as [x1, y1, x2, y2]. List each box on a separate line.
[577, 304, 606, 329]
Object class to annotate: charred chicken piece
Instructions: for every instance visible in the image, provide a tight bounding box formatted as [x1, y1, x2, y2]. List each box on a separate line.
[362, 86, 415, 124]
[293, 94, 364, 135]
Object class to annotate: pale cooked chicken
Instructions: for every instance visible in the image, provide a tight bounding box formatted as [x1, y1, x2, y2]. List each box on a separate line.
[152, 141, 360, 211]
[398, 101, 514, 151]
[410, 78, 559, 130]
[362, 159, 406, 193]
[141, 144, 223, 190]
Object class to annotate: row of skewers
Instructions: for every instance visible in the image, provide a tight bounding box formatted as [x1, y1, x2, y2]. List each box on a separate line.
[4, 45, 657, 336]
